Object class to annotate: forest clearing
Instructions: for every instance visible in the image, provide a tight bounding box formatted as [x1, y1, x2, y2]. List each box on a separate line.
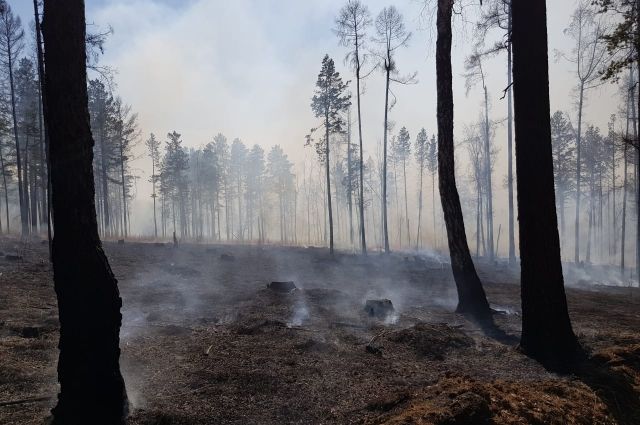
[1, 238, 639, 424]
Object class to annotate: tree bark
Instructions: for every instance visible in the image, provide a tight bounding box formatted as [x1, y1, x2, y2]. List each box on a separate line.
[512, 0, 580, 369]
[43, 0, 128, 422]
[436, 0, 491, 321]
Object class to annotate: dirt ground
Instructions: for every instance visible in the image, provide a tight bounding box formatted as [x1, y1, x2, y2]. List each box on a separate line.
[1, 237, 639, 424]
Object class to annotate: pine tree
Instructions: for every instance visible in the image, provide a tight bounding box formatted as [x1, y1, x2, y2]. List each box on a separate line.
[414, 128, 428, 249]
[309, 54, 351, 255]
[145, 133, 161, 238]
[550, 111, 576, 248]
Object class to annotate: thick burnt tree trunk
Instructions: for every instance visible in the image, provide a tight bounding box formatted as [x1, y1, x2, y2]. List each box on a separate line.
[511, 0, 580, 369]
[43, 0, 128, 423]
[436, 0, 491, 321]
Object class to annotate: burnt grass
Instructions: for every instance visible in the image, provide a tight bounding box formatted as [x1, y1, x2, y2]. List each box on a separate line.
[1, 238, 640, 424]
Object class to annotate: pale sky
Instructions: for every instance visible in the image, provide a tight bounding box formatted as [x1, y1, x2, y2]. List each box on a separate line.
[11, 0, 622, 237]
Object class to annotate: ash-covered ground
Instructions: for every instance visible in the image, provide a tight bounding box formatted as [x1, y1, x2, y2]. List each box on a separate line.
[1, 238, 639, 424]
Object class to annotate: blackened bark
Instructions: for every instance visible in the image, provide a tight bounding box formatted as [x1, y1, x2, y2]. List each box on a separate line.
[43, 0, 128, 423]
[436, 0, 491, 321]
[511, 0, 580, 369]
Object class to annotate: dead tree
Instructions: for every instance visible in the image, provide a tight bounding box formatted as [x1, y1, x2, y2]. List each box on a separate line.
[560, 1, 607, 264]
[374, 6, 415, 253]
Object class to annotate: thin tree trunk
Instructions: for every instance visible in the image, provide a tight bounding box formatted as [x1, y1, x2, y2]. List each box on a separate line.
[0, 145, 7, 233]
[632, 67, 639, 282]
[586, 175, 594, 263]
[23, 138, 31, 233]
[622, 144, 628, 271]
[347, 115, 354, 247]
[417, 165, 424, 249]
[152, 159, 157, 238]
[382, 65, 391, 253]
[512, 0, 580, 369]
[6, 36, 26, 235]
[325, 114, 334, 254]
[575, 83, 585, 263]
[403, 158, 410, 249]
[34, 0, 52, 255]
[355, 43, 367, 254]
[119, 140, 127, 238]
[43, 0, 128, 421]
[432, 171, 436, 247]
[99, 105, 110, 236]
[483, 85, 494, 260]
[436, 0, 491, 320]
[507, 6, 515, 264]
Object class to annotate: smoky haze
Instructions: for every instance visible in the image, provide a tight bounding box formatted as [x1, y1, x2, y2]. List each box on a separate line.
[7, 0, 631, 267]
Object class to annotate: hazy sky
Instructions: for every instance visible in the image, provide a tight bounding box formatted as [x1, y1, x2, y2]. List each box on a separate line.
[11, 0, 623, 235]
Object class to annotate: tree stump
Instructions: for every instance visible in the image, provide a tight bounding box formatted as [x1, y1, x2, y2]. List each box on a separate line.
[364, 299, 394, 319]
[267, 281, 297, 293]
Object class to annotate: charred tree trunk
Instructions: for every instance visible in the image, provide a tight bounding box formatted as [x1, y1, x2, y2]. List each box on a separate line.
[512, 0, 580, 369]
[436, 0, 491, 321]
[43, 0, 128, 422]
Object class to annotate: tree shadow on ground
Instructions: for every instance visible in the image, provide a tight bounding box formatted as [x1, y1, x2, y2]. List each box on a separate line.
[573, 345, 640, 425]
[475, 315, 520, 346]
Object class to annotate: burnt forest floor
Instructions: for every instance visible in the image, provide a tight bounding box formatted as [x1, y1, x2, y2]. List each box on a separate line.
[1, 237, 640, 424]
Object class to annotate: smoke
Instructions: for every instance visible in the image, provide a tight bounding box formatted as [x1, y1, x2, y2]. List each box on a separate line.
[287, 300, 310, 327]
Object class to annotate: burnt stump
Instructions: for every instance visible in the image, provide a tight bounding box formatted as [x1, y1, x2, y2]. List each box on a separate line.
[364, 299, 394, 319]
[267, 281, 297, 293]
